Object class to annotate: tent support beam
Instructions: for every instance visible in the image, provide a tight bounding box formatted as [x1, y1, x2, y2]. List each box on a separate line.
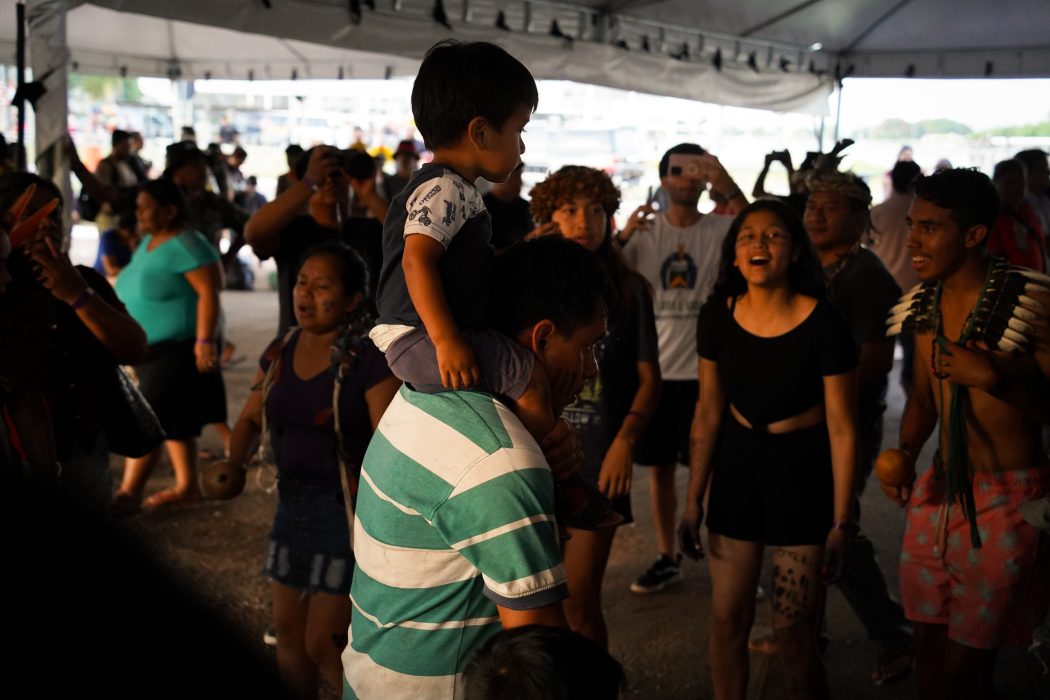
[741, 0, 824, 38]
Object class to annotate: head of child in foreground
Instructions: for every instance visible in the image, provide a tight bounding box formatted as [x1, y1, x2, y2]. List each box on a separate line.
[713, 199, 825, 300]
[529, 165, 620, 253]
[412, 41, 538, 183]
[463, 625, 626, 700]
[906, 168, 997, 283]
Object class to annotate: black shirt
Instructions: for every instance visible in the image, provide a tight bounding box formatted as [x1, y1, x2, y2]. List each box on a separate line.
[376, 163, 492, 329]
[563, 279, 658, 479]
[823, 247, 901, 424]
[697, 296, 857, 429]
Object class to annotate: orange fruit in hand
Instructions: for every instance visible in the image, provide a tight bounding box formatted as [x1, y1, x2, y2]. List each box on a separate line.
[875, 448, 916, 487]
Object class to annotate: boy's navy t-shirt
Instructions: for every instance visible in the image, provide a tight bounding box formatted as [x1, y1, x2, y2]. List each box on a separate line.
[375, 163, 492, 330]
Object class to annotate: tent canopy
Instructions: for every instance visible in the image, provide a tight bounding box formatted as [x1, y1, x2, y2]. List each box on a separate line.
[3, 0, 1048, 117]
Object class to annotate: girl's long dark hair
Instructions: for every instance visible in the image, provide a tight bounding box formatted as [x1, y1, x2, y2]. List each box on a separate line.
[710, 198, 825, 301]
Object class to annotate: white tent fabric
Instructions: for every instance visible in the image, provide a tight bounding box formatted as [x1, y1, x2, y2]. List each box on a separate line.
[0, 0, 834, 115]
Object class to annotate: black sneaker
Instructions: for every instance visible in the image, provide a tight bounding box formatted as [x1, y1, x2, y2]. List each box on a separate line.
[630, 554, 683, 593]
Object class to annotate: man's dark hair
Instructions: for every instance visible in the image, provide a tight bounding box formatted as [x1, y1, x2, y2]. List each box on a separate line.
[911, 168, 999, 232]
[411, 41, 538, 151]
[712, 198, 825, 301]
[232, 146, 248, 160]
[487, 236, 609, 339]
[345, 149, 377, 180]
[1013, 148, 1047, 171]
[463, 625, 626, 700]
[111, 130, 131, 148]
[993, 158, 1025, 182]
[890, 160, 921, 194]
[658, 143, 706, 178]
[285, 144, 304, 157]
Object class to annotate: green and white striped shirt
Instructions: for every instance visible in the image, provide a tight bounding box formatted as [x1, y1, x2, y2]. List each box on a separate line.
[342, 386, 567, 699]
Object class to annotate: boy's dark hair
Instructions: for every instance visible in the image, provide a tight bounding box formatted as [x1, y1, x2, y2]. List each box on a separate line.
[111, 130, 131, 148]
[487, 236, 609, 339]
[911, 168, 999, 232]
[285, 143, 305, 157]
[890, 160, 921, 194]
[712, 198, 825, 301]
[463, 625, 626, 700]
[658, 143, 706, 178]
[139, 178, 191, 230]
[411, 41, 538, 151]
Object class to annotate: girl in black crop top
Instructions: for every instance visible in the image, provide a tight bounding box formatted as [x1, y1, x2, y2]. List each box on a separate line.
[677, 200, 858, 700]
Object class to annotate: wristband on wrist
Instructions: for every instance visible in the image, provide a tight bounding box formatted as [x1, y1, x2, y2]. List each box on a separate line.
[196, 338, 215, 346]
[625, 410, 648, 421]
[301, 174, 320, 192]
[70, 287, 96, 309]
[830, 520, 853, 534]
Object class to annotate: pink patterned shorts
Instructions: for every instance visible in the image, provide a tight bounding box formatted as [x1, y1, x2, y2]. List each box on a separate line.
[899, 464, 1050, 649]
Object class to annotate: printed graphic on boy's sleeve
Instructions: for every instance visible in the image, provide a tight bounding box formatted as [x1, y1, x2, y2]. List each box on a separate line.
[409, 206, 433, 227]
[420, 185, 442, 204]
[442, 201, 456, 227]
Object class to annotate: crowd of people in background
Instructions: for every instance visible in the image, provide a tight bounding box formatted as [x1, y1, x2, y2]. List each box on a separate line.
[2, 37, 1050, 700]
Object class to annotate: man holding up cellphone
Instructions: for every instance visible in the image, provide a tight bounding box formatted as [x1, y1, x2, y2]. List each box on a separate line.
[617, 143, 746, 593]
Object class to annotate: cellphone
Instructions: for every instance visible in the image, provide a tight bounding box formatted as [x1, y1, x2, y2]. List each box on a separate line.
[667, 153, 707, 181]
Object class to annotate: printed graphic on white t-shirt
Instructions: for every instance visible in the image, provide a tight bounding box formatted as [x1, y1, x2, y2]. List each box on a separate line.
[404, 172, 485, 248]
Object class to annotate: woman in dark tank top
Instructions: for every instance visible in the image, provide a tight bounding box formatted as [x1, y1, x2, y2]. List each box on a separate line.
[678, 199, 859, 700]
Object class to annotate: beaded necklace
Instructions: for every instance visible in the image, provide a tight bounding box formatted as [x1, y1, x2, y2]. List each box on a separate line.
[929, 259, 995, 549]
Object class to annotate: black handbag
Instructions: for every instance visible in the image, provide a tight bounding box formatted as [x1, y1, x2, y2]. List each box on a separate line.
[102, 365, 166, 457]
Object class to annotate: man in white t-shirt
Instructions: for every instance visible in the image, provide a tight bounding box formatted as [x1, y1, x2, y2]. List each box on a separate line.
[617, 143, 745, 593]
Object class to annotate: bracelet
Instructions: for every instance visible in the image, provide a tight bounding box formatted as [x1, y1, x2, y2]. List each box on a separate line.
[301, 174, 320, 192]
[196, 338, 215, 346]
[830, 520, 853, 534]
[625, 410, 648, 421]
[70, 288, 96, 309]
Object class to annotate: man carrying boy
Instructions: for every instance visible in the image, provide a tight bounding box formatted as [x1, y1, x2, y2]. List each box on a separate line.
[882, 168, 1050, 699]
[369, 40, 613, 529]
[343, 236, 608, 699]
[616, 143, 746, 592]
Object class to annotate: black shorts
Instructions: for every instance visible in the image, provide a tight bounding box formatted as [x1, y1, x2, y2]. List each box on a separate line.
[633, 380, 698, 467]
[706, 417, 833, 546]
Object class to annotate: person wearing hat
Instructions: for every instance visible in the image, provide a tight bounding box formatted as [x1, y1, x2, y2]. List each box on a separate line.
[796, 168, 911, 686]
[381, 139, 420, 200]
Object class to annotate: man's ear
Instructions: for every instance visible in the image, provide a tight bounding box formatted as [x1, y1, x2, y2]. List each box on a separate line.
[525, 319, 557, 356]
[964, 224, 989, 248]
[466, 116, 490, 151]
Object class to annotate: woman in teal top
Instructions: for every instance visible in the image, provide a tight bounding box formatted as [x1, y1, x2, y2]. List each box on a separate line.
[112, 179, 226, 513]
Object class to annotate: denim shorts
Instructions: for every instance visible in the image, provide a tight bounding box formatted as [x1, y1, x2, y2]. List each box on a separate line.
[262, 478, 354, 595]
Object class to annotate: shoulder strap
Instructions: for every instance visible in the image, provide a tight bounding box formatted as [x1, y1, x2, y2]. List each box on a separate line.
[256, 326, 300, 470]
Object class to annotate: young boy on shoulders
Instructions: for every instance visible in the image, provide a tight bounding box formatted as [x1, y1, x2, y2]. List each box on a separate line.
[370, 40, 615, 529]
[880, 168, 1050, 699]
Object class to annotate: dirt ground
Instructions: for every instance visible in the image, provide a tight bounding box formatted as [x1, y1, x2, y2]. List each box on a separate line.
[112, 290, 1050, 699]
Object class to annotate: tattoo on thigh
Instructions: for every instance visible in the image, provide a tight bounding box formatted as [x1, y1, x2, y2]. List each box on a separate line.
[770, 556, 816, 629]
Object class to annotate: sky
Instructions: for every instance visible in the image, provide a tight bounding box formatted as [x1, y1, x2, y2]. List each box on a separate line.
[836, 78, 1050, 132]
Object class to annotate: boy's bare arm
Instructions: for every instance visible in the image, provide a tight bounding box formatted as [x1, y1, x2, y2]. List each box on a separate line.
[402, 234, 480, 389]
